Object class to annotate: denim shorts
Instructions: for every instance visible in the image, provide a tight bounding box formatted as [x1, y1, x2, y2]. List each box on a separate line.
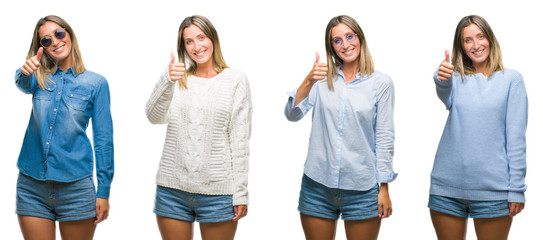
[16, 172, 97, 222]
[298, 174, 379, 221]
[428, 194, 510, 219]
[154, 185, 235, 223]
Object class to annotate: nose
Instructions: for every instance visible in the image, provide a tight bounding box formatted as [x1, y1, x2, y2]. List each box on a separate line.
[194, 40, 201, 50]
[473, 39, 480, 49]
[341, 37, 349, 49]
[51, 37, 60, 47]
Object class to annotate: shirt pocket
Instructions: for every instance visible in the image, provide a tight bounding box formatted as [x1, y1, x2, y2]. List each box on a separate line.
[33, 86, 55, 101]
[66, 90, 91, 111]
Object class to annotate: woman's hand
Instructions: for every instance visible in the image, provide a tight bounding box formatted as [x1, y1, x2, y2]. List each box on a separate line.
[437, 50, 454, 81]
[21, 47, 43, 76]
[305, 52, 328, 84]
[168, 52, 185, 82]
[94, 198, 110, 224]
[508, 202, 525, 217]
[378, 183, 392, 219]
[233, 205, 248, 221]
[293, 52, 328, 106]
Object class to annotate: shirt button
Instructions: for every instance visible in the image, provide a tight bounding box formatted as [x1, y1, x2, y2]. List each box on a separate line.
[54, 109, 57, 111]
[49, 126, 53, 129]
[46, 142, 49, 145]
[58, 92, 61, 95]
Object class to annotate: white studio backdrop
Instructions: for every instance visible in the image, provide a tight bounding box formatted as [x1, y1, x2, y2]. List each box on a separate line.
[0, 0, 541, 239]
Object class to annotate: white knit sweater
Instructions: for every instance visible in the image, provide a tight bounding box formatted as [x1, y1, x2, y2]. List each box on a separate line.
[145, 68, 252, 205]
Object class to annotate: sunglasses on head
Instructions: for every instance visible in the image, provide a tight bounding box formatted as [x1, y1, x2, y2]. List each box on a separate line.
[40, 28, 67, 48]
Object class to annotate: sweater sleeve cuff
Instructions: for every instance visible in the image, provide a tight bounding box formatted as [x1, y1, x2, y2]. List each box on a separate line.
[508, 191, 525, 203]
[97, 185, 111, 199]
[233, 194, 248, 206]
[376, 172, 398, 183]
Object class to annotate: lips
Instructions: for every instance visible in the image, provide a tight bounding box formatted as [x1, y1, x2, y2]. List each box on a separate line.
[53, 45, 64, 52]
[195, 50, 206, 56]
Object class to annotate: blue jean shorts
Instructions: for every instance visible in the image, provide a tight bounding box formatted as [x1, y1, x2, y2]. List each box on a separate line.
[298, 174, 379, 221]
[16, 172, 97, 222]
[154, 185, 235, 223]
[428, 194, 510, 219]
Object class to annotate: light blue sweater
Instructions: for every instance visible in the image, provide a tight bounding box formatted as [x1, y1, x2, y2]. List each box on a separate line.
[430, 68, 528, 203]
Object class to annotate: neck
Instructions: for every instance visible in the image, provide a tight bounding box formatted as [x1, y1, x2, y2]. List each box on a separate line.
[342, 60, 359, 78]
[473, 60, 489, 76]
[195, 61, 218, 78]
[58, 55, 74, 73]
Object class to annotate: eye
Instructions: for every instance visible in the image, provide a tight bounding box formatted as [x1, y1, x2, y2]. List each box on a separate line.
[346, 33, 355, 41]
[185, 39, 193, 45]
[199, 36, 206, 41]
[332, 38, 342, 45]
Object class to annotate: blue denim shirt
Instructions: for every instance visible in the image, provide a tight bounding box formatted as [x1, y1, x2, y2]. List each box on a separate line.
[15, 67, 114, 199]
[285, 69, 397, 191]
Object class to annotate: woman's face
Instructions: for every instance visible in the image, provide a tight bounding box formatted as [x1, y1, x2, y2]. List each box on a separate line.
[183, 24, 214, 65]
[331, 23, 360, 64]
[462, 23, 490, 71]
[39, 21, 72, 64]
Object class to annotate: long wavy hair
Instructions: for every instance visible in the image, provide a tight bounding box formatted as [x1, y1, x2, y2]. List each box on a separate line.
[27, 15, 85, 90]
[176, 15, 228, 89]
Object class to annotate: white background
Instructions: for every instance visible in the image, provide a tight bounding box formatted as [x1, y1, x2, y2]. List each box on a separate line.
[1, 0, 541, 239]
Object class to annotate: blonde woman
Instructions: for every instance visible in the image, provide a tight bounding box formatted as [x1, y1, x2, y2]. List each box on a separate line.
[145, 15, 252, 240]
[285, 15, 397, 240]
[430, 15, 528, 240]
[15, 15, 114, 239]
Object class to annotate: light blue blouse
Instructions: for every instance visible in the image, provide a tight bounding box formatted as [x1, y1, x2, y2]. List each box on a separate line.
[285, 68, 397, 191]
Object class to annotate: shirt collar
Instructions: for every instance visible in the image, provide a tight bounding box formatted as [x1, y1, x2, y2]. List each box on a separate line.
[54, 66, 78, 78]
[338, 67, 362, 83]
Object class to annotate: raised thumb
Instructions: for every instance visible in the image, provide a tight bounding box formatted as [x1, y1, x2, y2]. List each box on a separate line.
[170, 52, 176, 64]
[36, 47, 43, 60]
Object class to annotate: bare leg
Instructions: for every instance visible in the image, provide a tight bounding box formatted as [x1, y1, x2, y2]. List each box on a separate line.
[300, 213, 337, 240]
[156, 215, 194, 240]
[18, 215, 56, 240]
[474, 216, 512, 240]
[199, 220, 238, 240]
[59, 218, 96, 240]
[430, 210, 468, 240]
[344, 217, 381, 240]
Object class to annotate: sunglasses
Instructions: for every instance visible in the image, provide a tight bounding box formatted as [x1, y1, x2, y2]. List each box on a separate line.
[40, 28, 67, 48]
[331, 33, 357, 48]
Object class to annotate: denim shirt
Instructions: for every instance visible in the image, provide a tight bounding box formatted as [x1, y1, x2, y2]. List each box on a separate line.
[15, 67, 114, 199]
[285, 69, 397, 191]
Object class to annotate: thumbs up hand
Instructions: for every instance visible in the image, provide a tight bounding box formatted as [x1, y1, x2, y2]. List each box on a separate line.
[304, 52, 328, 84]
[168, 52, 185, 82]
[437, 50, 454, 81]
[21, 47, 43, 76]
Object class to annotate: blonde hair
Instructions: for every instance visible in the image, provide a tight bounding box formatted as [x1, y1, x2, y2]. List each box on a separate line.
[324, 15, 374, 91]
[452, 15, 503, 79]
[28, 15, 85, 90]
[176, 15, 228, 89]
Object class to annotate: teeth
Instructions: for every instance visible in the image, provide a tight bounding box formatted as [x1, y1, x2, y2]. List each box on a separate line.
[54, 46, 63, 52]
[195, 51, 205, 56]
[344, 49, 353, 54]
[474, 50, 483, 54]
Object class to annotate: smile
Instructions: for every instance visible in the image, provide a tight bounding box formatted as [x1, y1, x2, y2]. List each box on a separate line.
[473, 49, 484, 55]
[53, 46, 64, 52]
[195, 50, 206, 56]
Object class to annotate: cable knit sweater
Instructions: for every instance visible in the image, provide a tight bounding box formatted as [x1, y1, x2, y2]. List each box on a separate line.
[145, 68, 252, 205]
